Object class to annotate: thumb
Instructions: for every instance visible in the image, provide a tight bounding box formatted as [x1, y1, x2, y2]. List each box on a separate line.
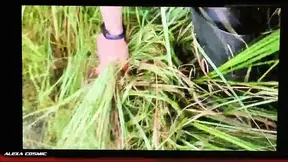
[119, 58, 129, 72]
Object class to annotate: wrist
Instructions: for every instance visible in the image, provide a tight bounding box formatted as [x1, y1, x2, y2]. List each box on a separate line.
[105, 26, 123, 35]
[101, 23, 126, 40]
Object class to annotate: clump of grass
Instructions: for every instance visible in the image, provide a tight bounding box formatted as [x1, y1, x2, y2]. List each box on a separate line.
[55, 65, 117, 149]
[22, 6, 279, 150]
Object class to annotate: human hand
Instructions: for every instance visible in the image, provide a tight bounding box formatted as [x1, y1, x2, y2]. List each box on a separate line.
[91, 33, 129, 76]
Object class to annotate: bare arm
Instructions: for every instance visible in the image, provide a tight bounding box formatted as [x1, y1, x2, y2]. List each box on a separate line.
[100, 6, 123, 35]
[92, 6, 128, 75]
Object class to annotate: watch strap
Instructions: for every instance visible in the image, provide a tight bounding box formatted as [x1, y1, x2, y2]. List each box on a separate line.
[101, 23, 125, 40]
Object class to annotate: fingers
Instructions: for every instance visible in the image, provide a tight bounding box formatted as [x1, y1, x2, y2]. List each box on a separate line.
[95, 33, 129, 74]
[95, 63, 106, 75]
[97, 62, 128, 74]
[123, 64, 128, 72]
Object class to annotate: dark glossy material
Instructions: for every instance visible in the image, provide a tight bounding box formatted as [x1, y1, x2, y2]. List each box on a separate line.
[200, 7, 279, 35]
[190, 7, 279, 80]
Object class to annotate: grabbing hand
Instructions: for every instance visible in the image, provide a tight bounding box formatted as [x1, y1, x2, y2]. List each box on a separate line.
[92, 34, 129, 76]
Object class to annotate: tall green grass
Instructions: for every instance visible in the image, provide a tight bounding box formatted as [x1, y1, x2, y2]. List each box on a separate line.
[22, 6, 278, 150]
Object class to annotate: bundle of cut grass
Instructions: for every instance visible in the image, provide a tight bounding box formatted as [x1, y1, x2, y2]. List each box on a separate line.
[55, 65, 117, 149]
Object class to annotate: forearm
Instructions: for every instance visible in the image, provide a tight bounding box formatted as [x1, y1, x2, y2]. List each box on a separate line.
[100, 6, 123, 35]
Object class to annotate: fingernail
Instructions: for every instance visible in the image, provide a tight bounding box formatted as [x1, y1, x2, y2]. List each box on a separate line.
[123, 64, 128, 72]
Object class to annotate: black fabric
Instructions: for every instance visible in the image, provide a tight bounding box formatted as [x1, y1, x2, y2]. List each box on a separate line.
[190, 7, 279, 81]
[190, 8, 248, 80]
[198, 7, 279, 35]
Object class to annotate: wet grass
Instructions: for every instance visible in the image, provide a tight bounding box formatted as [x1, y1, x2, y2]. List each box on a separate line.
[22, 6, 279, 150]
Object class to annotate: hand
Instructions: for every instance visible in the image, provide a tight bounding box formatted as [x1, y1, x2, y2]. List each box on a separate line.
[93, 34, 129, 75]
